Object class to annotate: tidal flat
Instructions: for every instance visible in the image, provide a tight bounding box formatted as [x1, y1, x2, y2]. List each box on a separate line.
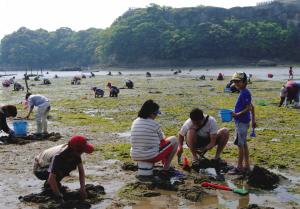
[0, 73, 299, 208]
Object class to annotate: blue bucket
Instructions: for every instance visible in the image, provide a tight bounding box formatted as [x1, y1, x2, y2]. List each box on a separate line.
[219, 109, 233, 122]
[224, 88, 231, 93]
[13, 120, 28, 137]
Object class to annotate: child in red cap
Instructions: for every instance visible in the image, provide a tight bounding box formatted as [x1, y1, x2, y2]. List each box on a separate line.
[33, 135, 94, 200]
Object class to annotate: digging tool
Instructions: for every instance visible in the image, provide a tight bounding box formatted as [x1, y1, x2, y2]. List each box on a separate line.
[201, 181, 248, 195]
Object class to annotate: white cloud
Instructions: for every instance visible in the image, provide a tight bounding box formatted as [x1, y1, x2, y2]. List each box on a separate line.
[0, 0, 262, 39]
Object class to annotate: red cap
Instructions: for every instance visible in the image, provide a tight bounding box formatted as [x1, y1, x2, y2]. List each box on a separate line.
[68, 135, 94, 154]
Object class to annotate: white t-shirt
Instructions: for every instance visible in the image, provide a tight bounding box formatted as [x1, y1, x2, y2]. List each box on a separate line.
[179, 116, 219, 139]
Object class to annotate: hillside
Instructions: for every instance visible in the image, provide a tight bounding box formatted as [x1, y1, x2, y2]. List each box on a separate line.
[1, 1, 300, 68]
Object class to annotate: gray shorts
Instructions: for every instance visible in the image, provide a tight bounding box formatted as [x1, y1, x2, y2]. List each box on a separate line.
[235, 122, 250, 146]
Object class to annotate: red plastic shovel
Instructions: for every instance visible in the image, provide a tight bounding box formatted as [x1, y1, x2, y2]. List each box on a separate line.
[201, 182, 248, 195]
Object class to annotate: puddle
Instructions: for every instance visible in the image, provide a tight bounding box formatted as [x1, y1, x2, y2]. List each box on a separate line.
[129, 170, 300, 209]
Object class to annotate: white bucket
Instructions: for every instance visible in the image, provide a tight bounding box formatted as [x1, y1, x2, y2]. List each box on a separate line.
[137, 161, 153, 176]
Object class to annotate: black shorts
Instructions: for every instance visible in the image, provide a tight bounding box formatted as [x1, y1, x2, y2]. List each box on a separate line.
[187, 135, 220, 148]
[196, 136, 211, 148]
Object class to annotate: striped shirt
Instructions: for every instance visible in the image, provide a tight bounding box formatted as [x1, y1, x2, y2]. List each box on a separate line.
[130, 117, 165, 161]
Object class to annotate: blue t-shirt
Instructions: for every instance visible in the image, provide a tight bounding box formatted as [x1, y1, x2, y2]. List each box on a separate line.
[234, 88, 251, 123]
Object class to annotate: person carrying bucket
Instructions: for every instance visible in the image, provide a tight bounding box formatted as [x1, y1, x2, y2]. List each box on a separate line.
[33, 135, 94, 201]
[229, 72, 256, 175]
[130, 100, 178, 180]
[177, 108, 229, 167]
[0, 105, 17, 139]
[24, 93, 51, 136]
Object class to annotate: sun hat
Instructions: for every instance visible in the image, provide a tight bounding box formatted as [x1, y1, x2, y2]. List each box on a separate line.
[231, 72, 247, 82]
[68, 135, 94, 154]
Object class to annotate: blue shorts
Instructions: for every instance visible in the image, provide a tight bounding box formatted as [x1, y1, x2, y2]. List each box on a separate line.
[235, 122, 249, 146]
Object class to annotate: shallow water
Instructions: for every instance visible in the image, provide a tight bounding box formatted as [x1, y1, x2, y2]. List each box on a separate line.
[0, 66, 299, 81]
[129, 170, 300, 209]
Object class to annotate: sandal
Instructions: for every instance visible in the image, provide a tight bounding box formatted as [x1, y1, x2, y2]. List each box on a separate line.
[228, 167, 243, 175]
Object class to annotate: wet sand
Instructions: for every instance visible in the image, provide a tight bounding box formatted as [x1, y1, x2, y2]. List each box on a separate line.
[0, 73, 299, 209]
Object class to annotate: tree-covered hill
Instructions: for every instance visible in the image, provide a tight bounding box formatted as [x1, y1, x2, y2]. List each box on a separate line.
[1, 0, 300, 68]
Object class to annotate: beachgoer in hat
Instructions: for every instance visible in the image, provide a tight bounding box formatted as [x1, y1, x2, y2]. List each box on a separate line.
[0, 105, 17, 139]
[229, 72, 256, 175]
[25, 93, 51, 135]
[130, 100, 178, 179]
[91, 87, 104, 98]
[177, 108, 229, 166]
[33, 135, 94, 200]
[107, 82, 119, 97]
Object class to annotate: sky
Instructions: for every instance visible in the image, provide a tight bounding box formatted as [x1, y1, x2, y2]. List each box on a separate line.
[0, 0, 264, 40]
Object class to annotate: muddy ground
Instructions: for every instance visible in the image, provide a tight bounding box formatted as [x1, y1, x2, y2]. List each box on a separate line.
[0, 71, 300, 209]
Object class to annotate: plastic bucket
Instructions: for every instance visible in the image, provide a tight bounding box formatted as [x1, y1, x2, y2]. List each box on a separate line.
[13, 120, 28, 137]
[219, 109, 233, 122]
[137, 161, 153, 176]
[224, 88, 231, 93]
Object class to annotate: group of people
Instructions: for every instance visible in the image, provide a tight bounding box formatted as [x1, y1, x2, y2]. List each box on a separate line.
[2, 68, 297, 202]
[0, 90, 95, 201]
[91, 82, 120, 98]
[91, 80, 134, 98]
[130, 72, 256, 178]
[0, 93, 51, 140]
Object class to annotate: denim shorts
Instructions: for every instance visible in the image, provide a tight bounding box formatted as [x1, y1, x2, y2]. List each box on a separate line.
[235, 122, 250, 146]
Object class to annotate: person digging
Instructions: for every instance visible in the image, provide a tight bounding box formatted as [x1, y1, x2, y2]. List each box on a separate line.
[177, 108, 229, 169]
[33, 135, 94, 201]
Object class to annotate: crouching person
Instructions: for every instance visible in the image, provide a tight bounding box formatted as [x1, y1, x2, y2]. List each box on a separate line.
[91, 87, 104, 98]
[33, 135, 94, 200]
[130, 100, 178, 180]
[177, 108, 229, 166]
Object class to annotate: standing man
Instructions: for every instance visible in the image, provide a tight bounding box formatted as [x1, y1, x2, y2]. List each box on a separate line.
[25, 93, 50, 136]
[0, 105, 17, 139]
[33, 135, 94, 200]
[177, 108, 229, 165]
